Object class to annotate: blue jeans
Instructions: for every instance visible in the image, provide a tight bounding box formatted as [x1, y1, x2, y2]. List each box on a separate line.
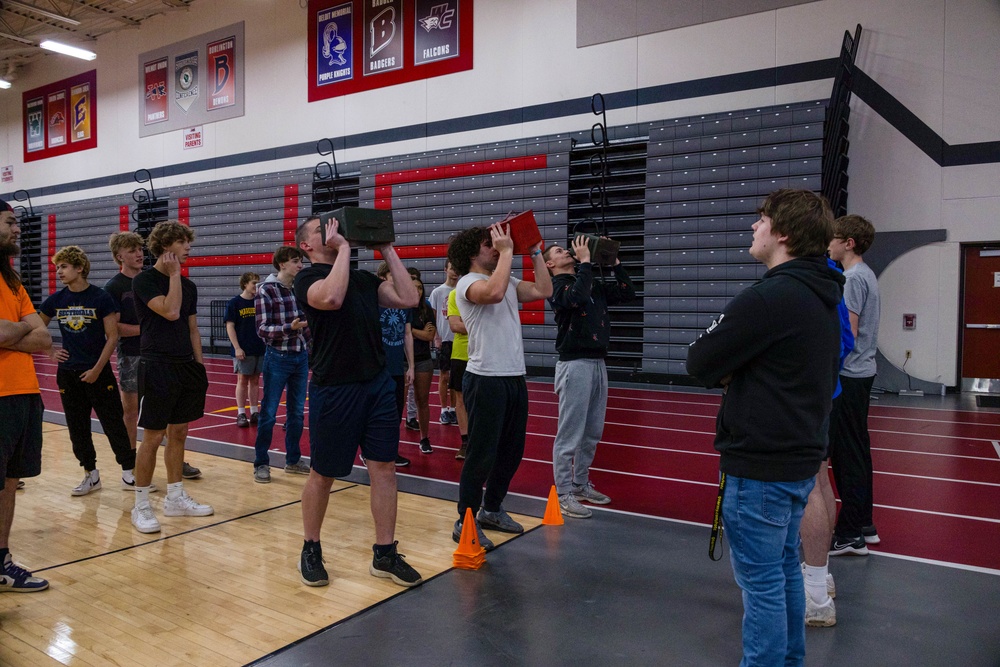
[253, 347, 308, 467]
[723, 475, 815, 667]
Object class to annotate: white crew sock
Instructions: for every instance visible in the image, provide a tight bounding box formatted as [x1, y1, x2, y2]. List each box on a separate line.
[803, 563, 829, 603]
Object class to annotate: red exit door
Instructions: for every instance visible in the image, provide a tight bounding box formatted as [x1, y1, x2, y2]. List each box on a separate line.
[961, 245, 1000, 387]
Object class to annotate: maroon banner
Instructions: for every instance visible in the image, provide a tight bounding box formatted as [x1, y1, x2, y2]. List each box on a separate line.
[207, 36, 236, 110]
[22, 70, 98, 162]
[144, 58, 169, 125]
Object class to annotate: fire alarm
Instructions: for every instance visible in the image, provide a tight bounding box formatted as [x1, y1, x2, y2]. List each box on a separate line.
[903, 313, 916, 330]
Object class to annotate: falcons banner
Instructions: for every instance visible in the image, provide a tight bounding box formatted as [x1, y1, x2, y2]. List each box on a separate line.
[308, 0, 472, 102]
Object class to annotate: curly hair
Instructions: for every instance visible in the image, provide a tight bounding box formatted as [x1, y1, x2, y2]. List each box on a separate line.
[147, 220, 195, 257]
[52, 245, 91, 279]
[447, 228, 489, 276]
[239, 272, 260, 289]
[108, 231, 144, 266]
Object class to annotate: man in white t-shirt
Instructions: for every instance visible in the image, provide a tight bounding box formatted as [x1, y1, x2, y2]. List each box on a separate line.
[447, 222, 552, 550]
[428, 259, 458, 425]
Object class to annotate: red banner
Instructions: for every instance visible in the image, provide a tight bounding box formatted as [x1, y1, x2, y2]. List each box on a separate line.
[207, 36, 236, 110]
[23, 70, 98, 162]
[143, 58, 169, 125]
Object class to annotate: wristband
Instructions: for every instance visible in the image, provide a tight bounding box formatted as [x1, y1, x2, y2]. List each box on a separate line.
[530, 248, 542, 257]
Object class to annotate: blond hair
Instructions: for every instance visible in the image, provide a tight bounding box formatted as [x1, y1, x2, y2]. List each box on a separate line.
[52, 245, 91, 279]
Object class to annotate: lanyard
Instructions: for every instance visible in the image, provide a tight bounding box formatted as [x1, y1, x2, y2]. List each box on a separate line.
[709, 472, 726, 561]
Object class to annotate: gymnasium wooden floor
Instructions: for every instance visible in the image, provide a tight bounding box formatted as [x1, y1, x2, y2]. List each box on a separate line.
[0, 423, 537, 666]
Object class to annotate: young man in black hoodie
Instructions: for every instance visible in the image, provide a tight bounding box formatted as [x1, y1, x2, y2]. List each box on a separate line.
[544, 235, 635, 518]
[687, 189, 843, 667]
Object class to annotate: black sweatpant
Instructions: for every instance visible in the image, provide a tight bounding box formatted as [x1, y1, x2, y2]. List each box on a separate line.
[57, 365, 136, 472]
[829, 374, 875, 538]
[458, 373, 528, 518]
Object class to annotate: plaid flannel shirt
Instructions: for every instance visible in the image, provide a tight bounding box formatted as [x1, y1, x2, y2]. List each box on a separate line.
[255, 277, 311, 353]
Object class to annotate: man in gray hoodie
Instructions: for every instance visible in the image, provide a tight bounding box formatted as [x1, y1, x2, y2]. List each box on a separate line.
[252, 244, 311, 483]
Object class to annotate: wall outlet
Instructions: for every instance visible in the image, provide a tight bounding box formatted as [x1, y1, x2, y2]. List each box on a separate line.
[905, 350, 912, 359]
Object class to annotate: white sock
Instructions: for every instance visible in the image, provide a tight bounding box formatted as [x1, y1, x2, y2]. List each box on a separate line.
[250, 406, 258, 414]
[803, 563, 829, 603]
[237, 407, 246, 416]
[134, 486, 151, 507]
[167, 481, 184, 500]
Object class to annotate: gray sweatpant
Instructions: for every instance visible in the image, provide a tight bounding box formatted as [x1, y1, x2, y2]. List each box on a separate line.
[552, 358, 608, 495]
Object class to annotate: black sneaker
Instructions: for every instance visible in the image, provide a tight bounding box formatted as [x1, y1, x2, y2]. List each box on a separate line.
[419, 438, 433, 454]
[249, 412, 259, 426]
[370, 542, 422, 587]
[862, 524, 880, 544]
[395, 455, 410, 467]
[404, 418, 419, 431]
[298, 548, 329, 587]
[829, 534, 869, 557]
[182, 462, 202, 480]
[236, 414, 250, 428]
[452, 519, 495, 551]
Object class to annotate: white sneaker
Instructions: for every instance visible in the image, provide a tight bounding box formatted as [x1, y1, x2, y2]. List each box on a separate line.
[827, 573, 836, 599]
[131, 503, 161, 533]
[71, 470, 101, 496]
[162, 491, 214, 517]
[805, 594, 836, 627]
[121, 469, 158, 492]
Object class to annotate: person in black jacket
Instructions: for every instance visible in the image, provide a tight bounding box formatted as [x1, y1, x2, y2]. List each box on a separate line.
[686, 189, 843, 667]
[543, 236, 635, 518]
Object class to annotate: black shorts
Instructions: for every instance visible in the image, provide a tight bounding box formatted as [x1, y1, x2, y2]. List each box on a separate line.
[137, 358, 209, 430]
[438, 341, 453, 372]
[0, 394, 43, 479]
[449, 359, 467, 393]
[309, 369, 399, 478]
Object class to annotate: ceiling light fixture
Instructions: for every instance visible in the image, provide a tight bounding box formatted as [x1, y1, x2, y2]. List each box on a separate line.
[0, 30, 34, 45]
[39, 39, 95, 60]
[2, 0, 81, 26]
[0, 79, 11, 89]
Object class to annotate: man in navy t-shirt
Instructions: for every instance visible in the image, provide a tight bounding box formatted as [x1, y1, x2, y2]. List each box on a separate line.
[225, 272, 266, 427]
[40, 245, 136, 496]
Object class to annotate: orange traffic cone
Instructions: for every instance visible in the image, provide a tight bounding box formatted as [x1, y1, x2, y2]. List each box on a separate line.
[453, 507, 486, 569]
[542, 485, 564, 526]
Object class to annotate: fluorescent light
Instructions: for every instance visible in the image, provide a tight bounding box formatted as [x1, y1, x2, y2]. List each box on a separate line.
[0, 80, 11, 89]
[39, 40, 95, 60]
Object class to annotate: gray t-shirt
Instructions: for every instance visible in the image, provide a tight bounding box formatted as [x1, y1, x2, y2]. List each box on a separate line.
[456, 272, 525, 376]
[842, 261, 879, 378]
[428, 283, 454, 343]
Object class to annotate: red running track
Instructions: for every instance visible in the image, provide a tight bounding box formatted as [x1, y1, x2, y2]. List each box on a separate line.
[34, 354, 1000, 572]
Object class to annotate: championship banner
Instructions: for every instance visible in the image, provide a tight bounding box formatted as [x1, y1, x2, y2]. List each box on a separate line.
[307, 0, 473, 102]
[207, 36, 236, 110]
[137, 22, 245, 138]
[414, 0, 460, 65]
[25, 97, 44, 153]
[22, 70, 97, 162]
[46, 91, 67, 148]
[363, 0, 403, 77]
[317, 2, 353, 86]
[144, 58, 169, 125]
[175, 50, 200, 113]
[70, 83, 91, 142]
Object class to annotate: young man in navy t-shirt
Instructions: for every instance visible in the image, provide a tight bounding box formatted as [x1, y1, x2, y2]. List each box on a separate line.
[40, 246, 136, 496]
[225, 272, 265, 428]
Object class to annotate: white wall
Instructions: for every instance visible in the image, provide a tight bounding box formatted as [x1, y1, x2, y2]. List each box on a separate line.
[1, 0, 997, 386]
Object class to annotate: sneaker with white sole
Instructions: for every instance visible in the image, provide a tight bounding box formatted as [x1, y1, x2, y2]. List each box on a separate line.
[299, 547, 329, 587]
[559, 493, 592, 518]
[805, 594, 836, 627]
[162, 492, 214, 517]
[829, 534, 868, 556]
[131, 503, 161, 533]
[419, 438, 433, 454]
[71, 470, 101, 497]
[573, 481, 611, 505]
[182, 462, 202, 480]
[0, 553, 48, 593]
[827, 573, 836, 599]
[370, 542, 423, 587]
[121, 470, 157, 492]
[862, 524, 880, 544]
[284, 461, 310, 475]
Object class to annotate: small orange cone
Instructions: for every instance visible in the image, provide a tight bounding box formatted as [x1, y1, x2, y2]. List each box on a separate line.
[542, 485, 564, 526]
[453, 507, 486, 569]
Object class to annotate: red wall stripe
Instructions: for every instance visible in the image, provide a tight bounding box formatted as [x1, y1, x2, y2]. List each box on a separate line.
[374, 244, 449, 260]
[177, 199, 190, 276]
[47, 215, 56, 293]
[375, 155, 548, 187]
[186, 253, 274, 268]
[283, 184, 299, 243]
[119, 206, 129, 232]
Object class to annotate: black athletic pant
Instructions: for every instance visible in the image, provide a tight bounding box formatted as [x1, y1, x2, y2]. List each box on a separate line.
[830, 374, 875, 538]
[458, 373, 528, 518]
[57, 365, 136, 472]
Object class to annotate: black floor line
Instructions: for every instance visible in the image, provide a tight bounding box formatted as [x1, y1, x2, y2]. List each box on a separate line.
[33, 484, 359, 574]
